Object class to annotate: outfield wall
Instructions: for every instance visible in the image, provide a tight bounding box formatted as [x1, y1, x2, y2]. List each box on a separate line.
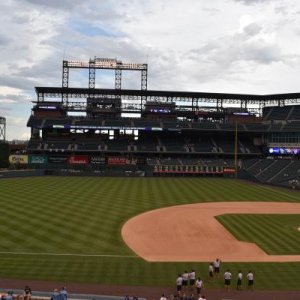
[0, 169, 44, 178]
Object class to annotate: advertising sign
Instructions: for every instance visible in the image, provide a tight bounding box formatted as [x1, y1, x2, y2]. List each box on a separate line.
[68, 155, 89, 165]
[48, 156, 68, 163]
[269, 147, 300, 155]
[107, 157, 126, 165]
[90, 156, 106, 164]
[29, 155, 48, 164]
[9, 155, 28, 164]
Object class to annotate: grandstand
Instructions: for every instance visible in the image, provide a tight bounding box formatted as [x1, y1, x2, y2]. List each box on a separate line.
[20, 57, 300, 186]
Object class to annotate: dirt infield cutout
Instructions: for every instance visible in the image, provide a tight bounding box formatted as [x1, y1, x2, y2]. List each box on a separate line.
[121, 202, 300, 262]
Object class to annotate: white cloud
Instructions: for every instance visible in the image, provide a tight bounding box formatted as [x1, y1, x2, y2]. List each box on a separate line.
[233, 0, 276, 5]
[1, 0, 300, 140]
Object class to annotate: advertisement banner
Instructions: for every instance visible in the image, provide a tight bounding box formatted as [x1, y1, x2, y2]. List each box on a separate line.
[9, 155, 28, 164]
[48, 156, 68, 163]
[223, 167, 236, 174]
[107, 157, 126, 165]
[90, 156, 106, 164]
[29, 155, 48, 164]
[68, 155, 89, 165]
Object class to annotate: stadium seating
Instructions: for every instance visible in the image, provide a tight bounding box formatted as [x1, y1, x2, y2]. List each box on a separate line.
[77, 142, 100, 151]
[282, 121, 300, 132]
[288, 105, 300, 120]
[134, 120, 161, 128]
[27, 116, 44, 128]
[270, 160, 300, 185]
[238, 137, 261, 154]
[244, 158, 300, 186]
[243, 158, 260, 169]
[27, 140, 42, 150]
[191, 122, 217, 130]
[246, 159, 274, 176]
[264, 106, 291, 120]
[245, 124, 269, 132]
[135, 136, 159, 152]
[106, 139, 130, 152]
[191, 136, 215, 153]
[213, 136, 235, 153]
[256, 160, 290, 182]
[75, 119, 103, 126]
[269, 123, 283, 132]
[104, 119, 133, 127]
[161, 134, 187, 152]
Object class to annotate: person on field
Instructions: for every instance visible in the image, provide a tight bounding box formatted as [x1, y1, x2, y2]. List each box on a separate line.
[176, 274, 183, 296]
[213, 258, 221, 278]
[208, 263, 214, 281]
[188, 269, 196, 294]
[195, 277, 204, 296]
[182, 270, 189, 292]
[247, 271, 254, 290]
[224, 269, 232, 291]
[237, 270, 243, 291]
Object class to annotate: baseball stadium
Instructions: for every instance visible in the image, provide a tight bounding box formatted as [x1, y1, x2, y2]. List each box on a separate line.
[1, 57, 300, 300]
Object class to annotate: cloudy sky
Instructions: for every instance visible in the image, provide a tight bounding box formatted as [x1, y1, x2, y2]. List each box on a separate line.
[1, 0, 300, 140]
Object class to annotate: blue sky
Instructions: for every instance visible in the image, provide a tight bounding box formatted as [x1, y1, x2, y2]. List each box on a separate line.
[1, 0, 300, 140]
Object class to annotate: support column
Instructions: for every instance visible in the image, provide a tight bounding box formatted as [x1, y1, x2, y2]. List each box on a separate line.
[115, 69, 122, 89]
[62, 61, 69, 88]
[89, 60, 96, 89]
[0, 117, 6, 142]
[141, 68, 147, 91]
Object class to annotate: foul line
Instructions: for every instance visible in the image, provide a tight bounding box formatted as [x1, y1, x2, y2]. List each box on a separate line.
[0, 251, 138, 258]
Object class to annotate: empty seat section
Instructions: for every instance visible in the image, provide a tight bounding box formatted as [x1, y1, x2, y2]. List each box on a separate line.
[256, 160, 290, 182]
[247, 159, 274, 176]
[266, 106, 291, 120]
[161, 135, 186, 152]
[270, 161, 300, 184]
[106, 139, 130, 151]
[192, 136, 214, 153]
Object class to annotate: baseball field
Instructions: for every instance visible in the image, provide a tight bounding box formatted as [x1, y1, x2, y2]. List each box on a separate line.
[1, 176, 300, 290]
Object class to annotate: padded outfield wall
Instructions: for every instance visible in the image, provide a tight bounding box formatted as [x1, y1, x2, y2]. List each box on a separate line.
[0, 142, 9, 168]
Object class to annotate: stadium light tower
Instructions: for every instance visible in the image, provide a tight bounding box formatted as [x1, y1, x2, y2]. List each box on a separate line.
[0, 117, 6, 142]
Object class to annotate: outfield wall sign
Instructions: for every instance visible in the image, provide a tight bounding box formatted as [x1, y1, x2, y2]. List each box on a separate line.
[68, 155, 89, 164]
[153, 165, 224, 174]
[108, 157, 127, 165]
[90, 156, 106, 164]
[29, 155, 48, 164]
[48, 156, 68, 163]
[9, 155, 28, 164]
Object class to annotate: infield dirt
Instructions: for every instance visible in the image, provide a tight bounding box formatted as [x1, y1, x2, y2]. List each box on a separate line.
[122, 202, 300, 262]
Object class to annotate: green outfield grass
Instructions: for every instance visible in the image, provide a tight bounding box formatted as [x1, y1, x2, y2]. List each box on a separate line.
[217, 214, 300, 255]
[0, 177, 300, 290]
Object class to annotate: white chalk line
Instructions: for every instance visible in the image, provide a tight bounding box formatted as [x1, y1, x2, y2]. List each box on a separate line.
[0, 251, 138, 258]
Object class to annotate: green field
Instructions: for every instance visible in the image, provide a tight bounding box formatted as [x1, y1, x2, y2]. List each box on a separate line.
[0, 177, 300, 290]
[217, 214, 300, 254]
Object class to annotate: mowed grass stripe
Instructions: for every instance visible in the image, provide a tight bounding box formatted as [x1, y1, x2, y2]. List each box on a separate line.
[217, 214, 300, 254]
[0, 177, 300, 289]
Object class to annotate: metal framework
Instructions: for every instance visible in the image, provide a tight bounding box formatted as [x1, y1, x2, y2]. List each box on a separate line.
[34, 86, 300, 116]
[28, 57, 300, 116]
[0, 117, 6, 142]
[61, 57, 147, 98]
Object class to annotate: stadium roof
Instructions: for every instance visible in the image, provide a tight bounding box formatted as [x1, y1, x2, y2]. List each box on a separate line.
[35, 87, 300, 102]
